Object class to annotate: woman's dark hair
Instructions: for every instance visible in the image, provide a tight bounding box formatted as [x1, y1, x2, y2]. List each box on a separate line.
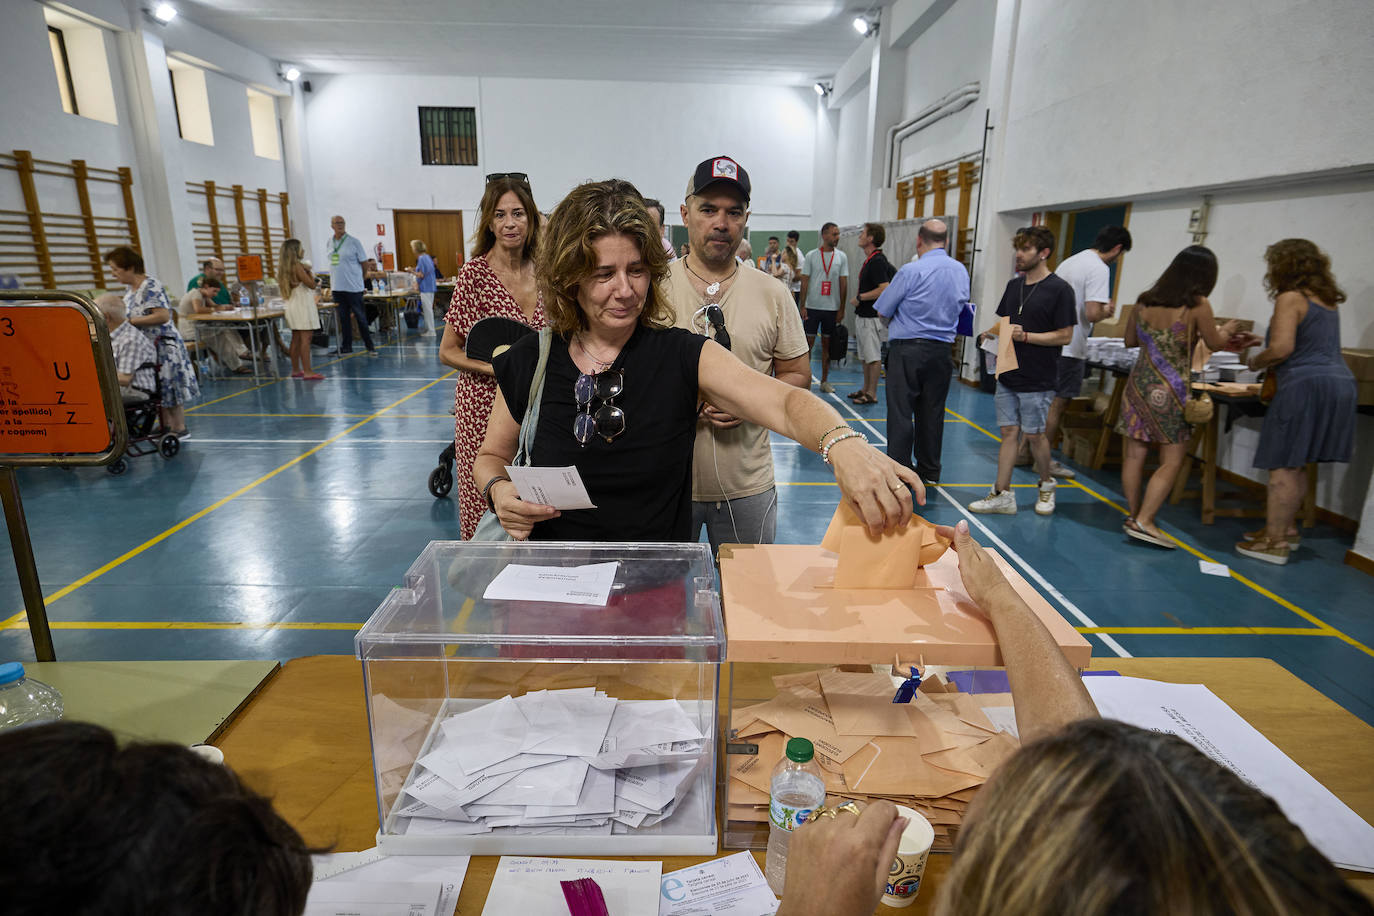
[1137, 244, 1218, 309]
[103, 245, 144, 274]
[0, 722, 317, 916]
[471, 176, 540, 261]
[938, 719, 1374, 916]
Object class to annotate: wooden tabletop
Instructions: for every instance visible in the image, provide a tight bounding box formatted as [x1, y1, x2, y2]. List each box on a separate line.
[186, 308, 285, 322]
[214, 655, 1374, 913]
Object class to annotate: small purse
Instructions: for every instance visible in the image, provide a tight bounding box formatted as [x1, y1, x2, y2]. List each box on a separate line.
[470, 329, 553, 541]
[1183, 314, 1214, 425]
[1259, 367, 1278, 405]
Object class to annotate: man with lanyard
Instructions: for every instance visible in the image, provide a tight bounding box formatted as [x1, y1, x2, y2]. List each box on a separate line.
[972, 225, 1075, 516]
[327, 215, 376, 355]
[849, 222, 897, 406]
[799, 221, 849, 392]
[666, 156, 810, 554]
[187, 258, 230, 306]
[874, 219, 969, 485]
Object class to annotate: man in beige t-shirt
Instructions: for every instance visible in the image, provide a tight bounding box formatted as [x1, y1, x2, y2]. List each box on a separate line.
[177, 278, 248, 373]
[666, 155, 810, 553]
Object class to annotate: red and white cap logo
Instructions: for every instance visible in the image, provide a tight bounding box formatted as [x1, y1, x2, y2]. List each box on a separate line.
[712, 158, 738, 180]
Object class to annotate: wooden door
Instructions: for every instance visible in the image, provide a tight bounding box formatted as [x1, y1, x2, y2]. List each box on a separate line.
[393, 210, 465, 279]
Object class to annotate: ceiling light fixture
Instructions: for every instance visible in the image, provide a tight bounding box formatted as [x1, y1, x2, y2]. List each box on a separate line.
[814, 81, 832, 97]
[283, 66, 301, 82]
[852, 11, 879, 37]
[152, 2, 177, 23]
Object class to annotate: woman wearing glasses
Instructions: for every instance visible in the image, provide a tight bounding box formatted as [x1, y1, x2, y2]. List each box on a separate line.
[440, 173, 548, 539]
[474, 179, 922, 541]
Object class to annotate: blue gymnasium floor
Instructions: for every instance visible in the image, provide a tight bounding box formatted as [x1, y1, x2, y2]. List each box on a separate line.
[2, 331, 1372, 724]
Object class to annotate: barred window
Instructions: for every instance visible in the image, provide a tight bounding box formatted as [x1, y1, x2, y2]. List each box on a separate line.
[419, 107, 477, 166]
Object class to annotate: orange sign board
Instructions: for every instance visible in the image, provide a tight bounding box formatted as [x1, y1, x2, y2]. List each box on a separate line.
[0, 305, 112, 456]
[381, 252, 395, 271]
[236, 254, 264, 282]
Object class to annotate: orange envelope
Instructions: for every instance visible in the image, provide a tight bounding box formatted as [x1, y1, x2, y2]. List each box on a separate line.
[995, 315, 1019, 376]
[819, 670, 956, 749]
[842, 736, 985, 796]
[748, 685, 875, 763]
[820, 504, 951, 588]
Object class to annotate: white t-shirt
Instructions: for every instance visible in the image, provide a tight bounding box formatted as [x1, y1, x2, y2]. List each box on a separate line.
[1055, 248, 1111, 359]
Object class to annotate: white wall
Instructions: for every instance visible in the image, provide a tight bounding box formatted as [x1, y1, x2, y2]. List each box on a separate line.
[829, 92, 873, 226]
[997, 0, 1374, 212]
[303, 73, 817, 265]
[177, 66, 288, 194]
[896, 0, 995, 177]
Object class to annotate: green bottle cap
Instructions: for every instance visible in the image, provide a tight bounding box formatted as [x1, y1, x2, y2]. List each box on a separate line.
[785, 737, 815, 763]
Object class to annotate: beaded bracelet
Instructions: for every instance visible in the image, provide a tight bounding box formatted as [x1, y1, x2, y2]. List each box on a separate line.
[816, 424, 850, 452]
[821, 430, 867, 464]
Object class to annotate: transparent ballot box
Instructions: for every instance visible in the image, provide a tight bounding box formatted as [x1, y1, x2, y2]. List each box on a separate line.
[355, 541, 725, 855]
[718, 543, 1092, 852]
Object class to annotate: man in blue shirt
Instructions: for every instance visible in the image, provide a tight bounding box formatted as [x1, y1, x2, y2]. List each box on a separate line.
[327, 215, 376, 355]
[874, 219, 970, 484]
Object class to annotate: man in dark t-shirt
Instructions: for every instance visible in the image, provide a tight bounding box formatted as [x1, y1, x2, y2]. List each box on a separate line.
[850, 222, 897, 405]
[971, 226, 1075, 517]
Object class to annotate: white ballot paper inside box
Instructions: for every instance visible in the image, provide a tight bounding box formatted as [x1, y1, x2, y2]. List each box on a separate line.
[483, 561, 618, 606]
[1084, 677, 1374, 872]
[506, 464, 597, 509]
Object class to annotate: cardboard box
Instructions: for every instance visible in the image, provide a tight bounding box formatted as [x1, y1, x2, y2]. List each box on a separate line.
[1091, 303, 1133, 338]
[1343, 348, 1374, 382]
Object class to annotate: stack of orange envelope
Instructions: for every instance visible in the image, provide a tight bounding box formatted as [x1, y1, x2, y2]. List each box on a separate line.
[727, 667, 1020, 852]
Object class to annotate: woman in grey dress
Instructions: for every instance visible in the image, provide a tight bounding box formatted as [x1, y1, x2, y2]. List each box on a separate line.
[1235, 239, 1356, 566]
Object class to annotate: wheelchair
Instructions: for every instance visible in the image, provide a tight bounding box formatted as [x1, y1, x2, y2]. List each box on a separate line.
[108, 340, 182, 475]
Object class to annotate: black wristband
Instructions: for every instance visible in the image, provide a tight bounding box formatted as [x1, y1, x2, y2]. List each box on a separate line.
[482, 475, 511, 513]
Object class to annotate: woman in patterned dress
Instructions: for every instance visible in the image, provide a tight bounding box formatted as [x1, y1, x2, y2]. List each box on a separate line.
[438, 174, 547, 538]
[1115, 246, 1238, 548]
[104, 246, 200, 437]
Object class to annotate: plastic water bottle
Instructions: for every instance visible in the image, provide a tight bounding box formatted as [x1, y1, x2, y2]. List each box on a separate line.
[0, 662, 63, 731]
[238, 287, 250, 309]
[764, 736, 826, 895]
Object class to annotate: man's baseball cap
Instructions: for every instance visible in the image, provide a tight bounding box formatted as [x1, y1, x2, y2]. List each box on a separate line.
[686, 156, 750, 203]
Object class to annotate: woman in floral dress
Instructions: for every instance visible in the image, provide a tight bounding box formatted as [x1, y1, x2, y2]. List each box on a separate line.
[1115, 246, 1237, 548]
[438, 175, 547, 538]
[105, 246, 200, 437]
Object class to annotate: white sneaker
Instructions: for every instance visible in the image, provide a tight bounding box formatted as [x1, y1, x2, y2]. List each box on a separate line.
[1049, 460, 1077, 480]
[819, 381, 835, 394]
[419, 329, 435, 338]
[970, 489, 1017, 514]
[1035, 479, 1056, 515]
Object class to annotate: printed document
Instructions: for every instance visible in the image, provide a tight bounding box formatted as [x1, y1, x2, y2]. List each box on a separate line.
[484, 561, 618, 606]
[506, 465, 596, 509]
[659, 852, 778, 915]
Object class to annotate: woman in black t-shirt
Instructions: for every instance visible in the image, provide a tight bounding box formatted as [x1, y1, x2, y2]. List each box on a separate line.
[474, 179, 924, 541]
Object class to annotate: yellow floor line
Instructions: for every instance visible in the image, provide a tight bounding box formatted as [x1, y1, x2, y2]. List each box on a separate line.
[1068, 477, 1372, 658]
[39, 621, 361, 631]
[1, 371, 456, 631]
[186, 351, 366, 413]
[1077, 626, 1331, 636]
[943, 407, 1002, 442]
[933, 407, 1373, 659]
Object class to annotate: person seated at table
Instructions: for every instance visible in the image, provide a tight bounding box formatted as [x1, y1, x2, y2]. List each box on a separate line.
[0, 721, 315, 916]
[1233, 238, 1357, 566]
[177, 277, 252, 374]
[774, 521, 1371, 916]
[97, 293, 157, 403]
[474, 178, 923, 541]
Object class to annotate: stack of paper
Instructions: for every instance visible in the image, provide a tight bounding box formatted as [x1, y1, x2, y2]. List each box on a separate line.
[728, 668, 1019, 851]
[393, 687, 708, 837]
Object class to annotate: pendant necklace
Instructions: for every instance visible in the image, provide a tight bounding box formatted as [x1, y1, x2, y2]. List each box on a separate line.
[683, 259, 738, 298]
[575, 334, 617, 372]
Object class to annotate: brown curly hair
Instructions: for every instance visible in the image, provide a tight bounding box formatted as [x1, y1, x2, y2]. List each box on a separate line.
[535, 179, 672, 336]
[1263, 238, 1345, 306]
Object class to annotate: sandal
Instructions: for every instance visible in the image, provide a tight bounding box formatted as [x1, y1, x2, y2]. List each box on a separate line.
[303, 373, 324, 380]
[290, 371, 305, 379]
[853, 393, 879, 404]
[846, 390, 865, 400]
[1235, 535, 1290, 566]
[1124, 518, 1175, 549]
[1242, 527, 1300, 547]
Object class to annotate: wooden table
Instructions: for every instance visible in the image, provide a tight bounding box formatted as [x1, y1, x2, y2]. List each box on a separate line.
[363, 290, 419, 344]
[187, 307, 286, 379]
[213, 655, 1374, 913]
[1169, 386, 1317, 526]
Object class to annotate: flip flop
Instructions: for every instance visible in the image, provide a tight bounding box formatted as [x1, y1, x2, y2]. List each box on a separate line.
[846, 390, 865, 400]
[1124, 518, 1175, 549]
[854, 393, 879, 404]
[302, 373, 324, 380]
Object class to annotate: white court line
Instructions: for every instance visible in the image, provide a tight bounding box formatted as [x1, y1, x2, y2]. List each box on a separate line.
[814, 376, 1130, 658]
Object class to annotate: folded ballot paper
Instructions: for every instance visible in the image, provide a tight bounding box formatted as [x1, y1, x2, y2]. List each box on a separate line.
[392, 687, 708, 837]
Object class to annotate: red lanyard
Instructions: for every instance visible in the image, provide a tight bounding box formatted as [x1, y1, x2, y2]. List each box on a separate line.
[820, 249, 835, 278]
[861, 249, 881, 273]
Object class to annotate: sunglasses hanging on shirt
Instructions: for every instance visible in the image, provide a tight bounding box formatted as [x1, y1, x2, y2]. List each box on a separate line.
[691, 303, 731, 351]
[573, 369, 625, 445]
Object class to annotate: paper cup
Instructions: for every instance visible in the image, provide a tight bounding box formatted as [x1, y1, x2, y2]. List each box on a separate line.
[881, 806, 934, 908]
[188, 743, 225, 766]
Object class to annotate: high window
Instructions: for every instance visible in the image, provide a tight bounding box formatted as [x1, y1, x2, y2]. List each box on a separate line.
[419, 107, 478, 166]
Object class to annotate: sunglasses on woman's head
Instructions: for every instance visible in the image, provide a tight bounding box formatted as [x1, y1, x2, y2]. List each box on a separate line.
[573, 369, 625, 445]
[486, 172, 530, 187]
